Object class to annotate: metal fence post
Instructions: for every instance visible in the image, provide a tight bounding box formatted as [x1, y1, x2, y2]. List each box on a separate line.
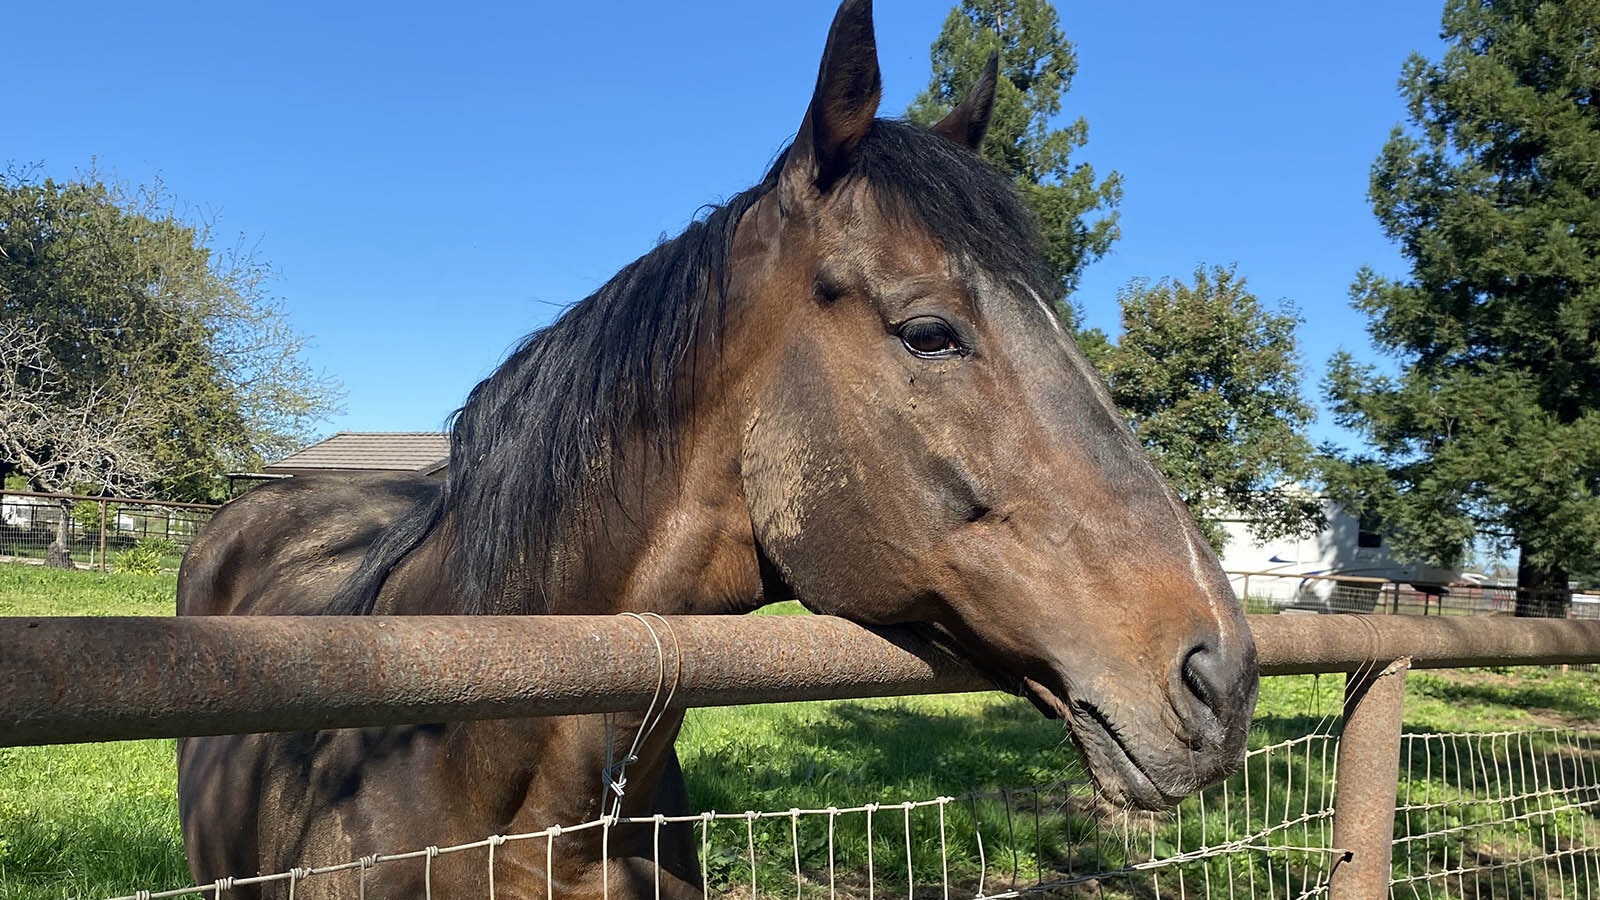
[1329, 657, 1410, 900]
[97, 500, 108, 572]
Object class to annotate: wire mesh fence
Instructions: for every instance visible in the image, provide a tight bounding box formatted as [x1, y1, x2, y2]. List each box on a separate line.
[1228, 572, 1585, 622]
[0, 491, 216, 570]
[103, 735, 1343, 900]
[95, 725, 1600, 900]
[6, 605, 1597, 898]
[1392, 729, 1600, 899]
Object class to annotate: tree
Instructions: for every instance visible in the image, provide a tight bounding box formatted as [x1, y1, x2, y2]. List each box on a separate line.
[1324, 0, 1600, 613]
[907, 0, 1121, 318]
[0, 324, 157, 566]
[0, 169, 342, 506]
[1096, 265, 1323, 550]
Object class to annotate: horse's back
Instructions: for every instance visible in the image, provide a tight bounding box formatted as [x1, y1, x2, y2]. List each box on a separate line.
[177, 472, 440, 896]
[177, 472, 437, 617]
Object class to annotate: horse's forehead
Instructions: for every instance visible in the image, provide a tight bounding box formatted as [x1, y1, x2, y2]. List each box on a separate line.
[820, 190, 970, 289]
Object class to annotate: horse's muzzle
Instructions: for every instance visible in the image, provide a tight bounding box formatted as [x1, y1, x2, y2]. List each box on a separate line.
[1024, 631, 1259, 811]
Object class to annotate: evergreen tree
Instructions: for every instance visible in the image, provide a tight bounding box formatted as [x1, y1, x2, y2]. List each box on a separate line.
[1324, 0, 1600, 613]
[907, 0, 1120, 318]
[1101, 266, 1322, 550]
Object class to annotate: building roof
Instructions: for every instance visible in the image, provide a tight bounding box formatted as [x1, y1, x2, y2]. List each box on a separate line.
[263, 432, 450, 475]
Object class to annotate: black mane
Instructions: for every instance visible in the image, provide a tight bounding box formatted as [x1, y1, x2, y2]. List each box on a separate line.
[329, 120, 1046, 615]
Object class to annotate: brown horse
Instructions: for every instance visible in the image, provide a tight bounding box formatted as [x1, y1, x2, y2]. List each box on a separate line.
[176, 2, 1258, 897]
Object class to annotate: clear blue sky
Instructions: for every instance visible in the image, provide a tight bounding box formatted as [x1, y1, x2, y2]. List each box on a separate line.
[8, 0, 1445, 447]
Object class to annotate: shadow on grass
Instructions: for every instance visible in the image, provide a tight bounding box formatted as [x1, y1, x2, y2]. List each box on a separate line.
[1410, 670, 1600, 722]
[685, 697, 1078, 813]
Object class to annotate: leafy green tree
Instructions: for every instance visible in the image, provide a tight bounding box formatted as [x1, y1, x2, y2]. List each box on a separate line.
[1097, 265, 1322, 550]
[0, 170, 342, 506]
[1324, 0, 1600, 613]
[907, 0, 1120, 317]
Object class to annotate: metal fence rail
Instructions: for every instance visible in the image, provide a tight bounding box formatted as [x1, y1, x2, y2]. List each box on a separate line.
[5, 614, 1600, 746]
[4, 613, 1600, 899]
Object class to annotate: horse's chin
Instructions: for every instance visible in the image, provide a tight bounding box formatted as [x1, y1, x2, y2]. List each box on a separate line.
[1020, 676, 1184, 812]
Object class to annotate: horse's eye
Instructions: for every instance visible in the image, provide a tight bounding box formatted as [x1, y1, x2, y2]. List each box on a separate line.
[898, 317, 966, 359]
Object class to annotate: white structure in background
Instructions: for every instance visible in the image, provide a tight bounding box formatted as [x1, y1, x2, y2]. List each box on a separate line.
[1217, 499, 1460, 611]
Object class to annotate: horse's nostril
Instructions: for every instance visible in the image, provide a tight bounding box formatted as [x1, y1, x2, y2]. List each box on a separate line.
[1179, 642, 1243, 731]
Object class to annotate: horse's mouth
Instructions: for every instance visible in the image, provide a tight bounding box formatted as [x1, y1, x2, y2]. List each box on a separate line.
[1021, 676, 1181, 811]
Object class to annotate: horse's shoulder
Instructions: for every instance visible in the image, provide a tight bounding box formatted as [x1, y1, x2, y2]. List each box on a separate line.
[177, 473, 441, 617]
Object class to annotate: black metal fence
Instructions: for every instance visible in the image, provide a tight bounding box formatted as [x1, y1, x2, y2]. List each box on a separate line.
[0, 490, 218, 571]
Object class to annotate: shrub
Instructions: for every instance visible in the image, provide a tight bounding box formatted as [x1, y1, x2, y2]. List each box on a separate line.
[113, 538, 180, 575]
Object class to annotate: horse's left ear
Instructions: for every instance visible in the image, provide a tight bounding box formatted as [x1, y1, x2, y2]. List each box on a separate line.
[783, 0, 882, 199]
[930, 53, 999, 151]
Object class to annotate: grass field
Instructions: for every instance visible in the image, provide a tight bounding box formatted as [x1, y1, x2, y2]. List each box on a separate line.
[4, 564, 1600, 899]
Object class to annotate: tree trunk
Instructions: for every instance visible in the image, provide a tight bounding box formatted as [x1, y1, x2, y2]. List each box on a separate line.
[46, 499, 75, 570]
[1515, 550, 1568, 618]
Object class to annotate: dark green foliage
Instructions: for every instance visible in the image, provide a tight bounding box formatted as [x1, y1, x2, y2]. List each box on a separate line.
[1097, 266, 1322, 550]
[1325, 0, 1600, 603]
[0, 170, 341, 501]
[906, 0, 1120, 315]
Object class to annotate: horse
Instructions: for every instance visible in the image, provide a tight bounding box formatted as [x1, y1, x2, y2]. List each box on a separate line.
[175, 2, 1258, 897]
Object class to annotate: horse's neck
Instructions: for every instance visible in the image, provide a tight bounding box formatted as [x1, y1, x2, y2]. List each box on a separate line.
[380, 423, 769, 619]
[526, 427, 772, 617]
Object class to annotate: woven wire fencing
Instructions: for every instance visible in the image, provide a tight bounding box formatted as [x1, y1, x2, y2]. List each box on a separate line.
[1393, 729, 1600, 899]
[7, 613, 1595, 900]
[1228, 572, 1583, 622]
[106, 734, 1341, 900]
[0, 491, 215, 570]
[98, 725, 1600, 900]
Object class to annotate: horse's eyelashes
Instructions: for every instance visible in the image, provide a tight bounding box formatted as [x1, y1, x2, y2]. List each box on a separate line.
[898, 317, 966, 359]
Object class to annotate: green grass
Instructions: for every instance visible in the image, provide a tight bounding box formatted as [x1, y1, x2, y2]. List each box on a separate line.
[0, 566, 174, 618]
[5, 564, 1600, 898]
[0, 742, 188, 900]
[0, 566, 181, 899]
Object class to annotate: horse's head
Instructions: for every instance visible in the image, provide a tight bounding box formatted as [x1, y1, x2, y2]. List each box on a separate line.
[726, 0, 1257, 809]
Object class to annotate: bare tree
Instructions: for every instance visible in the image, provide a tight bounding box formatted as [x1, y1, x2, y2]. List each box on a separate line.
[0, 324, 156, 567]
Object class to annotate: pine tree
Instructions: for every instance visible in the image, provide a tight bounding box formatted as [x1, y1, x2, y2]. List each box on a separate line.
[907, 0, 1120, 318]
[1325, 0, 1600, 613]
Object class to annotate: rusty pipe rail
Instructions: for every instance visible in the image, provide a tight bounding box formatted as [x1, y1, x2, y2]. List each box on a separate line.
[3, 614, 1600, 747]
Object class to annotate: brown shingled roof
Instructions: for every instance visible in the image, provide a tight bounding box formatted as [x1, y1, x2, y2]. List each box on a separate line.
[263, 432, 450, 475]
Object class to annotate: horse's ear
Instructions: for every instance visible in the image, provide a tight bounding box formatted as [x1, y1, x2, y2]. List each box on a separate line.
[930, 53, 999, 151]
[783, 0, 882, 199]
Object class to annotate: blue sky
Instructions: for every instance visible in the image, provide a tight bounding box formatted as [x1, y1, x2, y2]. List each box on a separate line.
[8, 1, 1445, 446]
